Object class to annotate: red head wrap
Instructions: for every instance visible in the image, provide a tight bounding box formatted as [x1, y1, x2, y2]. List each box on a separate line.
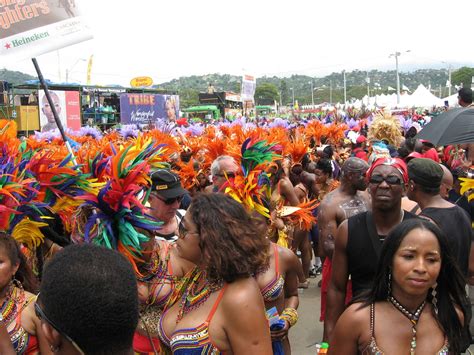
[367, 157, 408, 183]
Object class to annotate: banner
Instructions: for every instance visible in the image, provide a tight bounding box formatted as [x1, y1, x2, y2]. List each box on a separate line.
[241, 74, 256, 102]
[38, 89, 81, 132]
[120, 93, 180, 126]
[0, 0, 92, 63]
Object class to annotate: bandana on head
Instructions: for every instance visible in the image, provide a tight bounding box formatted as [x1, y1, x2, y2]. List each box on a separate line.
[367, 157, 408, 183]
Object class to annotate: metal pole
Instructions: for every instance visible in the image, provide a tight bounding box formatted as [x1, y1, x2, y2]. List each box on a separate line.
[66, 69, 69, 83]
[32, 58, 77, 164]
[310, 81, 314, 107]
[329, 80, 332, 105]
[395, 52, 400, 105]
[448, 66, 452, 96]
[343, 70, 347, 105]
[366, 72, 370, 99]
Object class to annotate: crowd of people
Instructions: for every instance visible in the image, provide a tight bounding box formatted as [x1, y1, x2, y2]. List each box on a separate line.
[0, 88, 472, 354]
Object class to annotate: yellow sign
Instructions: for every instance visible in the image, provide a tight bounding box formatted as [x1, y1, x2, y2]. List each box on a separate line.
[130, 77, 153, 88]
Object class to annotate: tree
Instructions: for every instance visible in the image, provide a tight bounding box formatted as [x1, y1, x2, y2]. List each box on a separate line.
[255, 83, 279, 105]
[451, 67, 474, 88]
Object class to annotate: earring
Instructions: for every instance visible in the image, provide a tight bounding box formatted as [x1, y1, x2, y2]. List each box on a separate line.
[50, 345, 59, 352]
[431, 283, 438, 315]
[12, 277, 24, 292]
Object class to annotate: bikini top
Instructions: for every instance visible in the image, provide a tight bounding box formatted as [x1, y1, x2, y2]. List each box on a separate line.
[6, 294, 38, 354]
[158, 284, 228, 355]
[361, 303, 449, 355]
[260, 244, 285, 303]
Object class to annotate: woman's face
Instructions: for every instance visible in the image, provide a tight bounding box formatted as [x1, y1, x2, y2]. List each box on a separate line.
[176, 211, 201, 264]
[0, 247, 18, 290]
[391, 228, 441, 298]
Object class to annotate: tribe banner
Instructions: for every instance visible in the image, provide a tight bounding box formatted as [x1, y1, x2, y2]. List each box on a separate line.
[38, 89, 81, 132]
[120, 93, 180, 126]
[0, 0, 92, 63]
[241, 74, 256, 102]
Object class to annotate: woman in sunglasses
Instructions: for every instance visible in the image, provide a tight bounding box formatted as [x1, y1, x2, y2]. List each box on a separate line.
[0, 232, 51, 354]
[158, 194, 272, 354]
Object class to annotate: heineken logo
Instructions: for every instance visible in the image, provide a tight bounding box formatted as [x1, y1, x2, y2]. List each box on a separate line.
[4, 31, 50, 50]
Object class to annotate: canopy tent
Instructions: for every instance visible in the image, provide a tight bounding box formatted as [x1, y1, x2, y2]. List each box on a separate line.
[442, 93, 459, 107]
[406, 84, 444, 108]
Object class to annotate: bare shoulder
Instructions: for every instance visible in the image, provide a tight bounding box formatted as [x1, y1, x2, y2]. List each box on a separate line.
[222, 278, 261, 309]
[338, 302, 370, 328]
[277, 244, 299, 266]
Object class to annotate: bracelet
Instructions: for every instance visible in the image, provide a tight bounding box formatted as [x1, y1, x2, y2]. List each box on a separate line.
[280, 307, 298, 327]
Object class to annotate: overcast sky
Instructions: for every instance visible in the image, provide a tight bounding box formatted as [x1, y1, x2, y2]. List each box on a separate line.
[4, 0, 474, 86]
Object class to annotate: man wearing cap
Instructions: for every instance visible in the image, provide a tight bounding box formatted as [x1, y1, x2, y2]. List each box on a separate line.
[324, 157, 418, 342]
[204, 155, 239, 193]
[407, 158, 472, 275]
[317, 158, 370, 324]
[149, 169, 188, 241]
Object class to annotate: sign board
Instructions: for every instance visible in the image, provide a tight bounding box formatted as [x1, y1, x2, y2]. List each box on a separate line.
[38, 90, 81, 132]
[241, 74, 256, 102]
[0, 0, 93, 63]
[130, 76, 153, 88]
[120, 93, 180, 126]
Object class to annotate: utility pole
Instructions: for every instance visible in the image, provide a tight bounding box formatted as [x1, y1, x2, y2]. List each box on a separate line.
[366, 72, 370, 99]
[309, 81, 314, 107]
[329, 80, 333, 105]
[342, 70, 347, 105]
[390, 50, 410, 105]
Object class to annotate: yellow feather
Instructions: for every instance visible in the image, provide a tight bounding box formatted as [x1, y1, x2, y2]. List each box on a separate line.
[12, 219, 48, 249]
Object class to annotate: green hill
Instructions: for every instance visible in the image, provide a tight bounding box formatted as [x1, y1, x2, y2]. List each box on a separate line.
[0, 69, 36, 85]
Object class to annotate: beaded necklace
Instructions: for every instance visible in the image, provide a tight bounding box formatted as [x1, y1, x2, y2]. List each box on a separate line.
[175, 269, 223, 323]
[388, 295, 426, 355]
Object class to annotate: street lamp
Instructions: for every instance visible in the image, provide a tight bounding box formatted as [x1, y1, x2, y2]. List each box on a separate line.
[309, 81, 314, 107]
[66, 58, 86, 83]
[442, 61, 452, 96]
[389, 50, 410, 105]
[342, 70, 347, 105]
[290, 87, 295, 108]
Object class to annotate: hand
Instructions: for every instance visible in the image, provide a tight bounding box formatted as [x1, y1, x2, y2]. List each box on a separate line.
[270, 320, 290, 341]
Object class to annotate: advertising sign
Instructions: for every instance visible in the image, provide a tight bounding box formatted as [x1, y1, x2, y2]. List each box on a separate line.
[241, 74, 256, 102]
[120, 93, 180, 126]
[0, 0, 93, 63]
[38, 89, 81, 132]
[130, 76, 153, 88]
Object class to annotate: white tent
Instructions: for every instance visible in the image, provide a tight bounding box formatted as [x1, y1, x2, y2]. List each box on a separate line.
[406, 84, 444, 108]
[442, 93, 459, 107]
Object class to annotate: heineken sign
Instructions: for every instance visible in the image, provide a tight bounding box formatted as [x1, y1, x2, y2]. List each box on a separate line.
[0, 0, 92, 63]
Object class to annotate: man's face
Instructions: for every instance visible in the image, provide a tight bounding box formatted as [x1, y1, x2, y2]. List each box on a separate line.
[213, 158, 238, 190]
[440, 175, 453, 200]
[42, 95, 61, 123]
[368, 165, 405, 211]
[350, 168, 368, 191]
[148, 192, 182, 223]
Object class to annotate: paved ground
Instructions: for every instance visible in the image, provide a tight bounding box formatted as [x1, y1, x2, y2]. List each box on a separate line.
[289, 275, 322, 354]
[288, 274, 474, 354]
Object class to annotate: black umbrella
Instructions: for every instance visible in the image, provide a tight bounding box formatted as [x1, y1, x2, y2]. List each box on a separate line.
[416, 107, 474, 146]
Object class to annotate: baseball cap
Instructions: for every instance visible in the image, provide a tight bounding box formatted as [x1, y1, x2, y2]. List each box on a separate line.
[407, 158, 443, 188]
[150, 169, 187, 199]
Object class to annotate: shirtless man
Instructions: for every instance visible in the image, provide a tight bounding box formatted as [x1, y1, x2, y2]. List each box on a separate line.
[317, 158, 370, 324]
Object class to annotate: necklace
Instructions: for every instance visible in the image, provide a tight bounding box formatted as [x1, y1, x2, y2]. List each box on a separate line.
[388, 295, 425, 355]
[176, 269, 223, 323]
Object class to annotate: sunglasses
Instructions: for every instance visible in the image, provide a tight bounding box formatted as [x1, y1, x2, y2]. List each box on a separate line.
[214, 172, 236, 179]
[369, 174, 403, 185]
[178, 219, 198, 239]
[154, 194, 184, 205]
[35, 298, 85, 354]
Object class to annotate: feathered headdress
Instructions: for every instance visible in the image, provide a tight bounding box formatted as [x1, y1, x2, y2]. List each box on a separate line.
[79, 139, 164, 274]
